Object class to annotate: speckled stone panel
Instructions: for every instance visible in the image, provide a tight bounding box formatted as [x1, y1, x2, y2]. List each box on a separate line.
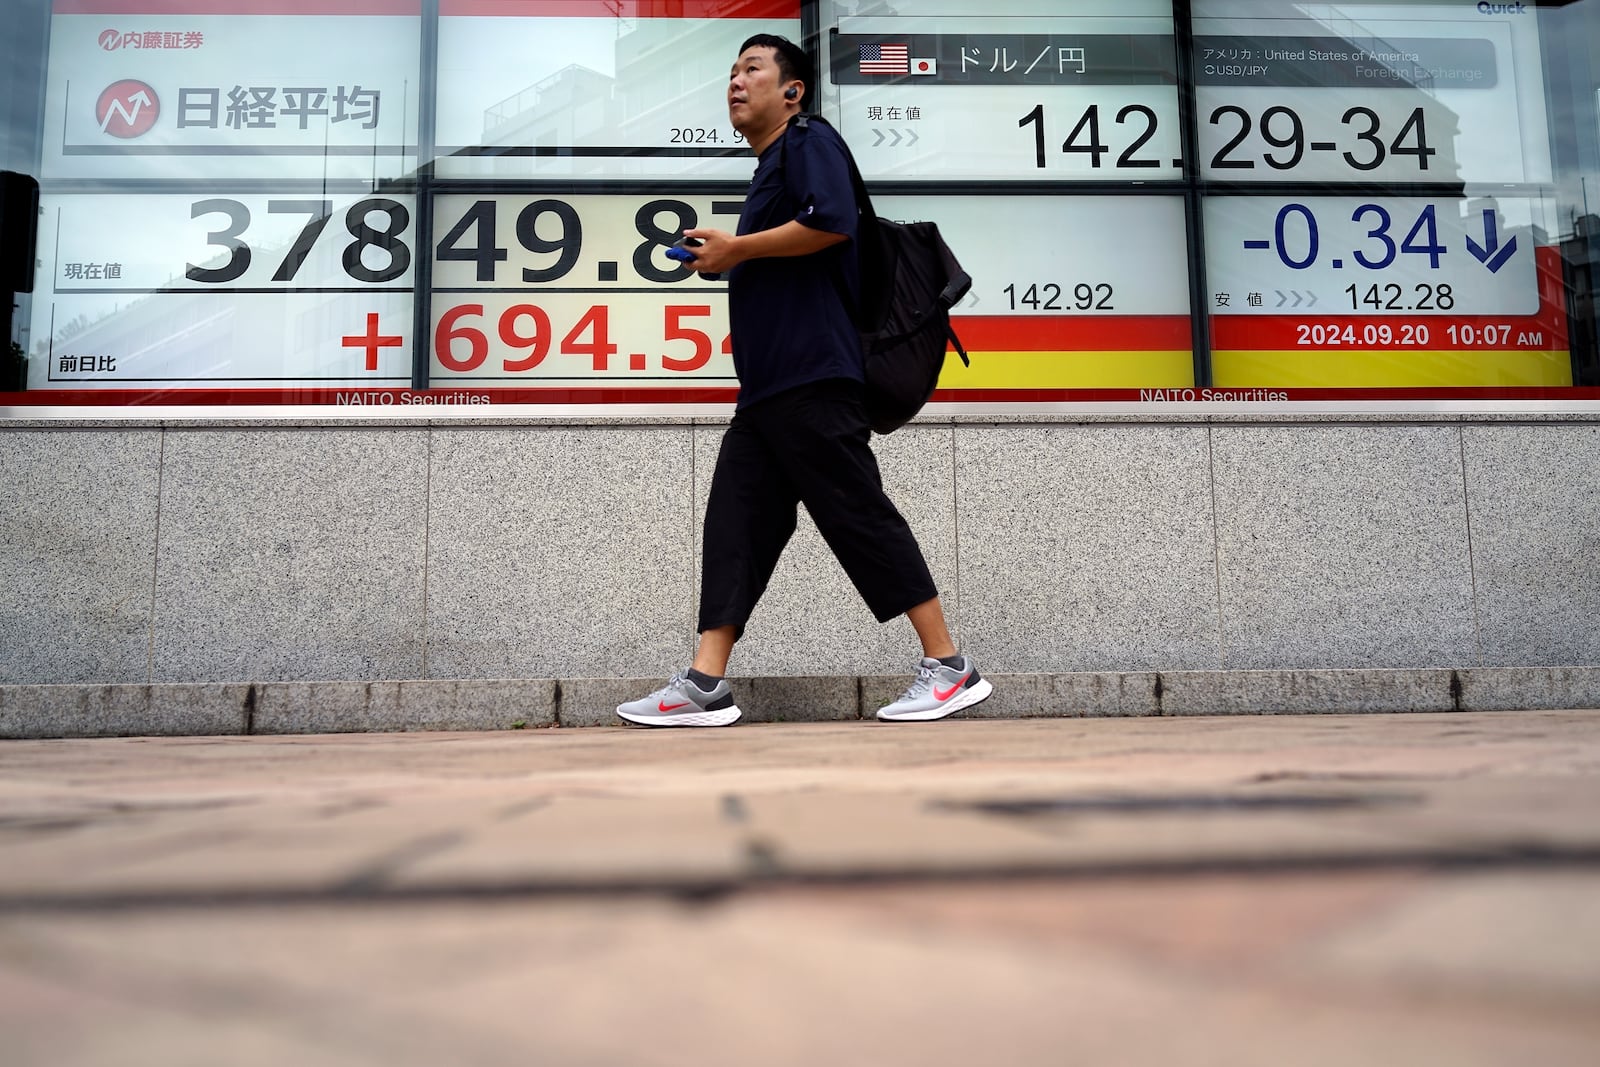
[0, 429, 162, 684]
[1457, 667, 1600, 710]
[689, 423, 959, 678]
[1211, 425, 1476, 669]
[151, 429, 429, 682]
[1159, 669, 1456, 715]
[251, 679, 556, 733]
[426, 426, 695, 679]
[1464, 425, 1600, 667]
[737, 675, 861, 723]
[0, 683, 248, 738]
[953, 425, 1221, 673]
[558, 678, 664, 727]
[970, 672, 1162, 719]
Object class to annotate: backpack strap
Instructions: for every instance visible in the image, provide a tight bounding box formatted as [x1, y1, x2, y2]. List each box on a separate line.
[783, 114, 874, 328]
[784, 114, 970, 369]
[790, 114, 879, 225]
[948, 325, 970, 367]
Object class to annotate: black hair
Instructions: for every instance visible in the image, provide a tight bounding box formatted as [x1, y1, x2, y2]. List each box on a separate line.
[739, 33, 813, 100]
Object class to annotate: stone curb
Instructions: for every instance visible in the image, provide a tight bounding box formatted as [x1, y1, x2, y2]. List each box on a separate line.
[2, 667, 1597, 739]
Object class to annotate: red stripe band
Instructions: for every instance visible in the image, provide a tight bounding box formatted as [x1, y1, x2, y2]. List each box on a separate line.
[438, 1, 798, 17]
[0, 387, 740, 407]
[953, 315, 1192, 351]
[1211, 313, 1568, 351]
[929, 386, 1600, 403]
[8, 385, 1600, 408]
[55, 1, 421, 13]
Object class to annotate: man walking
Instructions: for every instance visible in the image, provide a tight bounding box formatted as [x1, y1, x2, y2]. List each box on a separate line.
[617, 34, 991, 727]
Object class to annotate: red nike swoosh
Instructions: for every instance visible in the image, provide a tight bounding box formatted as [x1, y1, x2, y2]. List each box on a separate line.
[658, 700, 691, 712]
[934, 672, 971, 701]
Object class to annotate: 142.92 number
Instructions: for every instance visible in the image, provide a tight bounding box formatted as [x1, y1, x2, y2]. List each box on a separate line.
[1003, 282, 1114, 311]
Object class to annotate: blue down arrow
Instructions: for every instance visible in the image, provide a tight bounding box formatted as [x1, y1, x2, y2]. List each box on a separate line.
[1465, 209, 1517, 273]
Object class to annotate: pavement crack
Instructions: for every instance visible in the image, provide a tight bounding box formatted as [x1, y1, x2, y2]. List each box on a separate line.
[336, 830, 467, 894]
[9, 845, 1600, 914]
[314, 796, 387, 819]
[720, 793, 749, 823]
[1246, 771, 1419, 784]
[741, 836, 784, 878]
[494, 797, 548, 821]
[933, 791, 1422, 816]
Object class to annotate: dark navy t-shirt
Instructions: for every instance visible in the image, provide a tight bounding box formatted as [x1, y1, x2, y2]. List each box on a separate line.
[728, 118, 862, 409]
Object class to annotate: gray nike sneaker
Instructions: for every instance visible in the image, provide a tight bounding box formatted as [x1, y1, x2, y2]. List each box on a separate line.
[616, 672, 742, 727]
[876, 655, 993, 722]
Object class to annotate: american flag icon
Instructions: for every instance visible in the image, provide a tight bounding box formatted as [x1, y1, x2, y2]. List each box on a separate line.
[859, 43, 909, 75]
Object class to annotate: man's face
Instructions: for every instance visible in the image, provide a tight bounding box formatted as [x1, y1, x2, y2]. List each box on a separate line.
[728, 45, 791, 138]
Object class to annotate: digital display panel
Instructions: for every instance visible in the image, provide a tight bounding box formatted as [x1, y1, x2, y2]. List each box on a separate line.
[428, 192, 739, 391]
[433, 0, 801, 180]
[40, 0, 421, 182]
[1195, 1, 1573, 397]
[1193, 1, 1551, 184]
[423, 190, 1192, 399]
[31, 191, 415, 393]
[23, 1, 422, 402]
[895, 195, 1192, 393]
[1205, 195, 1569, 390]
[6, 0, 1591, 411]
[822, 0, 1181, 182]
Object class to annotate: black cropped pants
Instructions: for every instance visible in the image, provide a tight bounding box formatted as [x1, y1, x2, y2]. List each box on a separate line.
[697, 379, 938, 638]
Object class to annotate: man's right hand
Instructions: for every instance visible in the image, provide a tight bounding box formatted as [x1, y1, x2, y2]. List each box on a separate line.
[679, 228, 739, 274]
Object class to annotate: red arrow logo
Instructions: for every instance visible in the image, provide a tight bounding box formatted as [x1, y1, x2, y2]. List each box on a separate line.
[96, 80, 160, 139]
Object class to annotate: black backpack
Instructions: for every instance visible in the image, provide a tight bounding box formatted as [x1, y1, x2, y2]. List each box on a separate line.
[786, 115, 972, 434]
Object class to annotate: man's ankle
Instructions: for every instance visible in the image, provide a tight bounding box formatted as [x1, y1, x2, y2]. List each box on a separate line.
[685, 667, 723, 691]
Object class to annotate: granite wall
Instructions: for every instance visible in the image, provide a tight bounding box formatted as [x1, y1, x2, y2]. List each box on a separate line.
[2, 416, 1598, 692]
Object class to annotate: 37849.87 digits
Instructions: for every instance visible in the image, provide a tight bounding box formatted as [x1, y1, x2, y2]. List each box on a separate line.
[435, 197, 740, 284]
[186, 197, 410, 284]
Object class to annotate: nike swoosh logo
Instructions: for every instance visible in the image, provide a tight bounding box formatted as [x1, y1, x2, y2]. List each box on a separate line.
[934, 672, 971, 701]
[658, 700, 691, 712]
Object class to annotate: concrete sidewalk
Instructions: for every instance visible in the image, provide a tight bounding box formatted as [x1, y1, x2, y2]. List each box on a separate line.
[2, 712, 1598, 1066]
